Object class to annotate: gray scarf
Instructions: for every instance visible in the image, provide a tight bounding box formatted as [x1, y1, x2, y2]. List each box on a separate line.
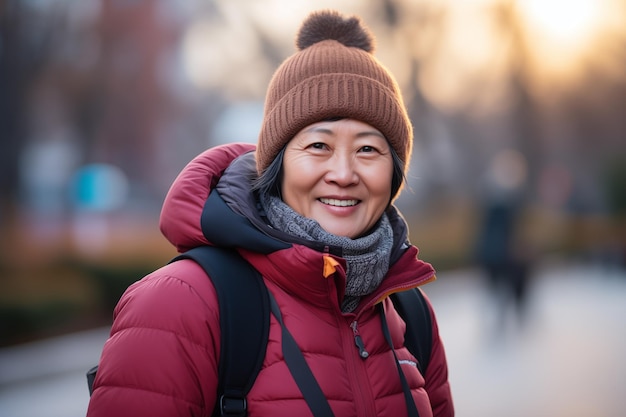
[260, 193, 394, 312]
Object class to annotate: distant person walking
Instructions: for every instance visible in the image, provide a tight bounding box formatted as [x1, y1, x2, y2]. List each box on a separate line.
[474, 150, 534, 333]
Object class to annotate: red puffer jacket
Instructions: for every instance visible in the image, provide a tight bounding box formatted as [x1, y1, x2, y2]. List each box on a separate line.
[86, 143, 454, 417]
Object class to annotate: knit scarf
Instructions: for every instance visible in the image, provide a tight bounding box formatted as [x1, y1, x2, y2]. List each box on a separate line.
[260, 193, 393, 312]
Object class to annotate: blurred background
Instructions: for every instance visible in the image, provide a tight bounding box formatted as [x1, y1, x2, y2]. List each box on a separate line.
[0, 0, 625, 416]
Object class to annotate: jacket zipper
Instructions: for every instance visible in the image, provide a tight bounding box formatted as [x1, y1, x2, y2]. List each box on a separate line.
[350, 320, 369, 359]
[341, 315, 377, 417]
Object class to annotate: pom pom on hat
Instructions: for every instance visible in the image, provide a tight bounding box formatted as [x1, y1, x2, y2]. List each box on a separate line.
[256, 9, 413, 187]
[296, 10, 374, 53]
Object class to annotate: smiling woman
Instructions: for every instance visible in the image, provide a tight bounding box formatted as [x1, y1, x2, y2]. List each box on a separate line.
[86, 10, 454, 417]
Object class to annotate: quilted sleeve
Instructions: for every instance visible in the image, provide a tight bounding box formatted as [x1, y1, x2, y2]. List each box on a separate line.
[86, 260, 220, 417]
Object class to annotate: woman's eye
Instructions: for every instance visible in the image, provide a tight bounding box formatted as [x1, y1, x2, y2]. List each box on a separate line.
[310, 142, 326, 150]
[360, 146, 376, 153]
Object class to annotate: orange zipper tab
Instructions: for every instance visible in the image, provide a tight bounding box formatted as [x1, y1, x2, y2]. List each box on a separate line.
[323, 255, 340, 278]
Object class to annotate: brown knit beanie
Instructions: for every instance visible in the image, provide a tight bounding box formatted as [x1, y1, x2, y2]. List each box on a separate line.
[256, 9, 413, 177]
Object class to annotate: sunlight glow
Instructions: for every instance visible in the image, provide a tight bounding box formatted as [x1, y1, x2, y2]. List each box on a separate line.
[518, 0, 600, 46]
[514, 0, 616, 79]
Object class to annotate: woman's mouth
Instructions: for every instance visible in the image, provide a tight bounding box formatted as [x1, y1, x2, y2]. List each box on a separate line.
[319, 198, 359, 207]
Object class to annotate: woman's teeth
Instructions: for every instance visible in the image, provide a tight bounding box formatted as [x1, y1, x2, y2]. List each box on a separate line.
[319, 198, 358, 207]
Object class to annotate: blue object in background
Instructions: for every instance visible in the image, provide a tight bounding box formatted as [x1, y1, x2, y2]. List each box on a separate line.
[71, 164, 129, 212]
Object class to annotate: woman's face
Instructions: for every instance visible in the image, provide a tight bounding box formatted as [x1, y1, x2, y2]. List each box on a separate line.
[281, 119, 394, 239]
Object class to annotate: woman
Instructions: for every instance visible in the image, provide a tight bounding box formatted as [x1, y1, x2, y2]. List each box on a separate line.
[87, 9, 454, 417]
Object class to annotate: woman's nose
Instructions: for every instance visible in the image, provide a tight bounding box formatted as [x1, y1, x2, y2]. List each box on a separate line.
[324, 154, 359, 186]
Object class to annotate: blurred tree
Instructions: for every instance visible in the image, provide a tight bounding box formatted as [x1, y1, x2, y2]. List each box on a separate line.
[0, 1, 25, 209]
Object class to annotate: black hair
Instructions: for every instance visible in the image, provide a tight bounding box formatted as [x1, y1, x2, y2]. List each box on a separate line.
[252, 146, 286, 198]
[390, 146, 406, 200]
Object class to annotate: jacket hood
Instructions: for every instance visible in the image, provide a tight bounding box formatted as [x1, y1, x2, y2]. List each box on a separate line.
[160, 143, 302, 255]
[159, 142, 257, 253]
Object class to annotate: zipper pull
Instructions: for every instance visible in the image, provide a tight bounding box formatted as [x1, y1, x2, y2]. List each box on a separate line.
[350, 321, 369, 359]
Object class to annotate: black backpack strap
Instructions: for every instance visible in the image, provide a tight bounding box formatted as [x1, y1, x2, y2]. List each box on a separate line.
[380, 305, 421, 417]
[268, 291, 335, 417]
[172, 246, 270, 417]
[86, 365, 98, 396]
[390, 288, 433, 375]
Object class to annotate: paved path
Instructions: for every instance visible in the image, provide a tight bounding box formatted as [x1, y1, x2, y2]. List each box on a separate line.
[1, 261, 625, 417]
[429, 262, 626, 417]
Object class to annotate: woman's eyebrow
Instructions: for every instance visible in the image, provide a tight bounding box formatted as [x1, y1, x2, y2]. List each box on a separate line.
[302, 126, 333, 135]
[302, 126, 385, 139]
[355, 130, 385, 139]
